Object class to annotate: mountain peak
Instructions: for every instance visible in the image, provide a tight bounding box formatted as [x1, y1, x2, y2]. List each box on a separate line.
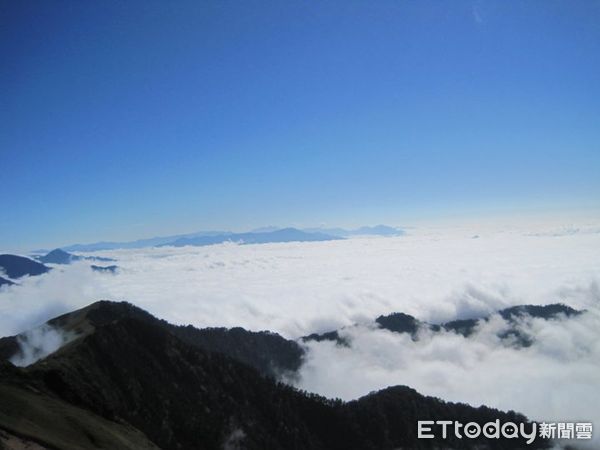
[46, 248, 70, 257]
[0, 254, 50, 279]
[375, 312, 423, 335]
[0, 301, 548, 450]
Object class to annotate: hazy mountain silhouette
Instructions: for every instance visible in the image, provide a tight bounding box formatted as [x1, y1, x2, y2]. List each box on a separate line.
[61, 231, 232, 252]
[165, 228, 342, 247]
[0, 301, 548, 449]
[303, 224, 404, 237]
[0, 254, 50, 279]
[54, 225, 402, 252]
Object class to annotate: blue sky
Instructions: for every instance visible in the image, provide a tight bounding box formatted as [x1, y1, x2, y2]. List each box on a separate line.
[1, 0, 599, 251]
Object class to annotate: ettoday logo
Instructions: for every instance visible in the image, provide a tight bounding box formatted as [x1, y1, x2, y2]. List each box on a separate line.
[418, 420, 537, 444]
[418, 420, 593, 444]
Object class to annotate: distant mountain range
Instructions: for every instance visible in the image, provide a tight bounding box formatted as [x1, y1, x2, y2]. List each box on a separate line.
[50, 225, 404, 252]
[164, 227, 343, 247]
[0, 251, 118, 288]
[304, 224, 404, 237]
[303, 303, 582, 348]
[56, 231, 231, 252]
[0, 301, 548, 449]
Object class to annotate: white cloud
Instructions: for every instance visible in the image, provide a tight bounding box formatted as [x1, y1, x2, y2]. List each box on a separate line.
[1, 220, 599, 444]
[10, 324, 74, 367]
[297, 305, 600, 425]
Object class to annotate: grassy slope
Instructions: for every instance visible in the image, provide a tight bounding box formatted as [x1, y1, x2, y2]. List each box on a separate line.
[0, 383, 158, 450]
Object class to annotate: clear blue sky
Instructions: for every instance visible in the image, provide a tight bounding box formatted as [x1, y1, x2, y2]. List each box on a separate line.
[1, 0, 599, 251]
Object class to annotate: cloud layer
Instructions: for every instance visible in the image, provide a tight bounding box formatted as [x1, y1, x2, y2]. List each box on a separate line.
[1, 221, 599, 445]
[297, 304, 600, 436]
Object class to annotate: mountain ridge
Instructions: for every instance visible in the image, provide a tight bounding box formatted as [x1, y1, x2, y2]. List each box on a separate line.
[0, 301, 549, 449]
[164, 228, 342, 247]
[303, 303, 583, 347]
[52, 225, 403, 252]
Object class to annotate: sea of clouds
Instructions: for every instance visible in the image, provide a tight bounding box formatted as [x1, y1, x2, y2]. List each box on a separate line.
[1, 221, 599, 447]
